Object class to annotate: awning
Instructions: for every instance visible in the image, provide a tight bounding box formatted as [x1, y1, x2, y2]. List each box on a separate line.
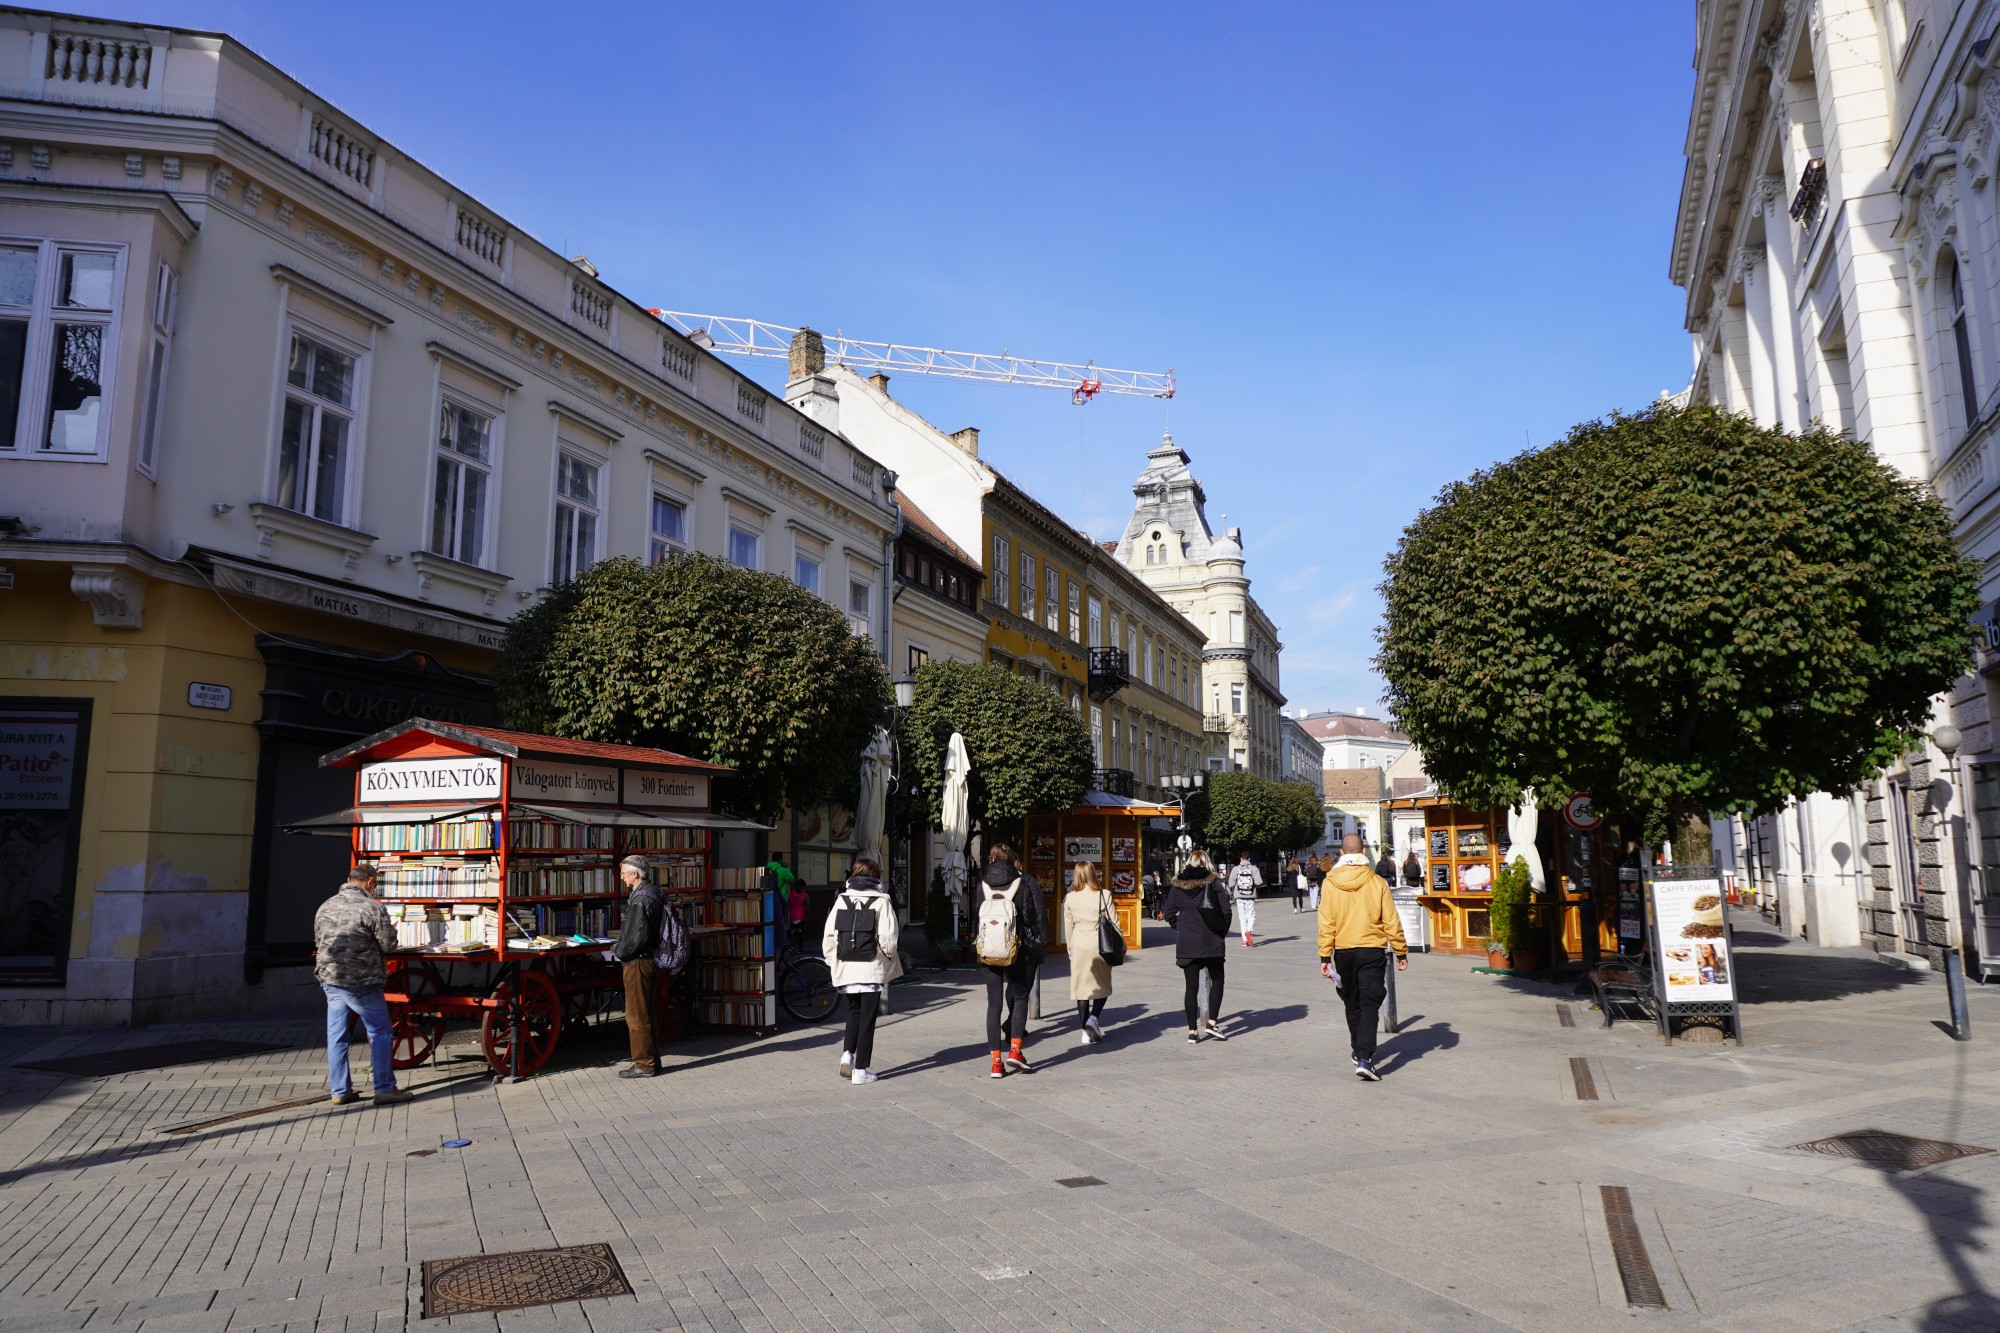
[512, 803, 769, 831]
[284, 802, 498, 835]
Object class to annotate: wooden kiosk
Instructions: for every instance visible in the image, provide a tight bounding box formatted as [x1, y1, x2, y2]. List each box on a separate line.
[1022, 791, 1176, 953]
[291, 719, 769, 1078]
[1387, 794, 1619, 962]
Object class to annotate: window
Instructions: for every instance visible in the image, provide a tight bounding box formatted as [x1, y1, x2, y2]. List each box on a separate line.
[1110, 717, 1121, 768]
[134, 261, 176, 476]
[0, 243, 121, 459]
[908, 645, 929, 673]
[1228, 609, 1244, 643]
[1044, 567, 1059, 631]
[1067, 580, 1082, 641]
[1951, 257, 1980, 428]
[849, 579, 873, 638]
[277, 331, 358, 523]
[430, 400, 493, 564]
[1091, 705, 1104, 763]
[1110, 612, 1122, 649]
[1020, 551, 1037, 618]
[1143, 639, 1153, 685]
[794, 553, 820, 595]
[650, 494, 687, 563]
[992, 536, 1010, 607]
[728, 525, 760, 569]
[1230, 682, 1244, 716]
[551, 452, 600, 582]
[1088, 597, 1103, 646]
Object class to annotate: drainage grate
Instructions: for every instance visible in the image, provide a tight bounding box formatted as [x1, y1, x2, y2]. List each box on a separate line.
[1056, 1175, 1106, 1188]
[1788, 1130, 1994, 1171]
[1570, 1057, 1599, 1101]
[1599, 1186, 1667, 1309]
[19, 1039, 286, 1078]
[421, 1244, 631, 1318]
[1556, 1004, 1576, 1028]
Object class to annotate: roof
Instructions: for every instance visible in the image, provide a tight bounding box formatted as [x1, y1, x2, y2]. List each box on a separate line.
[1322, 768, 1387, 801]
[894, 490, 979, 568]
[1099, 540, 1119, 554]
[1299, 713, 1409, 743]
[1390, 776, 1429, 798]
[321, 719, 731, 772]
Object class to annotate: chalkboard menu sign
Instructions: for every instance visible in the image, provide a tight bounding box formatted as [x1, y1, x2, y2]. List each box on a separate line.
[1431, 864, 1451, 891]
[1430, 828, 1450, 859]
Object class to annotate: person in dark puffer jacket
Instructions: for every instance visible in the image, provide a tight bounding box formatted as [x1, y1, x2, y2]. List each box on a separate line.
[1161, 852, 1231, 1043]
[977, 842, 1047, 1077]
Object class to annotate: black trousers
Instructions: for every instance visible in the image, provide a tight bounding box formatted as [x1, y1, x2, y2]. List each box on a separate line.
[1075, 997, 1105, 1025]
[1179, 957, 1224, 1029]
[842, 990, 881, 1070]
[984, 963, 1033, 1047]
[1334, 948, 1389, 1060]
[1290, 880, 1306, 909]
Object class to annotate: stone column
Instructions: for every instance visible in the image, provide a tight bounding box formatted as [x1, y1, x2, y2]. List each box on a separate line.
[1757, 175, 1809, 430]
[1739, 246, 1780, 426]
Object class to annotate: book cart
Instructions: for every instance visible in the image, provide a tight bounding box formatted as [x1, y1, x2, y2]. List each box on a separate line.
[289, 719, 770, 1079]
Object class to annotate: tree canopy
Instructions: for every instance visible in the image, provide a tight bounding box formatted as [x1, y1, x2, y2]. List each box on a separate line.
[1377, 401, 1979, 830]
[494, 554, 888, 821]
[1199, 770, 1321, 856]
[895, 660, 1093, 834]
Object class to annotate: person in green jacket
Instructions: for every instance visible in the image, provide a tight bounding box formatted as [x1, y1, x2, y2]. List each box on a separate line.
[767, 852, 797, 952]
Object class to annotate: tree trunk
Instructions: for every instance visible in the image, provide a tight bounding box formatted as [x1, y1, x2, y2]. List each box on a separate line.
[1668, 802, 1714, 869]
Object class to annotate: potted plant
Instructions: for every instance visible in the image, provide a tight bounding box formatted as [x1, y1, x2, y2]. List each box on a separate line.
[1486, 855, 1534, 970]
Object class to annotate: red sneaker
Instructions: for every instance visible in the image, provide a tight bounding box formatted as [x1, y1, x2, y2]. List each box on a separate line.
[989, 1051, 1005, 1079]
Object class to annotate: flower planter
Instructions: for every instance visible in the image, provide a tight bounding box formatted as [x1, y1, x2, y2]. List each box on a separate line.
[1486, 949, 1510, 969]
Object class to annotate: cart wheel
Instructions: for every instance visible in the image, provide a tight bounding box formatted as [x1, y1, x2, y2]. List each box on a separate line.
[389, 965, 445, 1069]
[653, 968, 688, 1043]
[481, 969, 561, 1076]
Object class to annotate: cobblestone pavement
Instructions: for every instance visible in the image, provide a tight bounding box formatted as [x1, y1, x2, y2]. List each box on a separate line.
[5, 908, 2000, 1331]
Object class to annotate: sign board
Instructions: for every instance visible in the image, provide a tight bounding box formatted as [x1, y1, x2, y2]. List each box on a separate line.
[1563, 793, 1602, 830]
[510, 759, 619, 804]
[0, 709, 80, 808]
[622, 770, 709, 809]
[1063, 836, 1104, 861]
[359, 756, 502, 803]
[187, 682, 233, 711]
[1650, 877, 1735, 1002]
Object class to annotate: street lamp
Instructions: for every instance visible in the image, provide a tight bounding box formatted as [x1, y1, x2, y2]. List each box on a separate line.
[1933, 724, 1973, 1038]
[892, 675, 916, 711]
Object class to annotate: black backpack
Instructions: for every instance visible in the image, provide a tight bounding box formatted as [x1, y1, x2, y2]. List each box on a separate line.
[834, 893, 880, 962]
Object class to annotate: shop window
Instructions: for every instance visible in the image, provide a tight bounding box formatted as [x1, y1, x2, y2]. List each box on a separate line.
[992, 536, 1010, 607]
[0, 699, 90, 983]
[431, 399, 493, 565]
[727, 525, 760, 570]
[551, 451, 600, 583]
[275, 328, 362, 524]
[649, 493, 687, 563]
[135, 261, 176, 477]
[0, 241, 122, 460]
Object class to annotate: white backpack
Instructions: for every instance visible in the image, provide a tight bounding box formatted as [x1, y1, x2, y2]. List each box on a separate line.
[974, 877, 1022, 966]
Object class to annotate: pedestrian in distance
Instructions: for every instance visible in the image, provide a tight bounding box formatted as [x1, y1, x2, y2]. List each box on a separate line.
[1062, 862, 1115, 1045]
[1401, 849, 1423, 890]
[825, 855, 900, 1085]
[1286, 858, 1306, 913]
[1374, 847, 1396, 882]
[973, 842, 1047, 1077]
[1163, 852, 1232, 1042]
[1226, 851, 1263, 946]
[611, 854, 666, 1078]
[1318, 833, 1409, 1081]
[311, 862, 413, 1106]
[765, 851, 796, 956]
[1305, 855, 1327, 912]
[1141, 867, 1162, 920]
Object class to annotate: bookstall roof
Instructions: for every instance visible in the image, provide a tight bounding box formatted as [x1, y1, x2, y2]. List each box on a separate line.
[514, 803, 769, 831]
[319, 719, 732, 773]
[283, 802, 497, 834]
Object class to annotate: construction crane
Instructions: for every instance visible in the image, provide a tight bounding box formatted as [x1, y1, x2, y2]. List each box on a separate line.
[649, 311, 1174, 405]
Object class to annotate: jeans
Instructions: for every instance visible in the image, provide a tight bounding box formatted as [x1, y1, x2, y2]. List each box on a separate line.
[1334, 948, 1390, 1061]
[843, 990, 882, 1069]
[1309, 884, 1321, 911]
[1180, 957, 1224, 1029]
[1235, 897, 1257, 939]
[323, 983, 396, 1096]
[984, 962, 1033, 1048]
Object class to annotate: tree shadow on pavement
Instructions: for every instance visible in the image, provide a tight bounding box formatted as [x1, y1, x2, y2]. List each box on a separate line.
[1736, 951, 1927, 1004]
[1373, 1021, 1459, 1075]
[1877, 1168, 2000, 1330]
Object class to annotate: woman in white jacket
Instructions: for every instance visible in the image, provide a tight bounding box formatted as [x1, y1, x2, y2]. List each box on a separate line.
[1062, 863, 1115, 1044]
[822, 856, 901, 1085]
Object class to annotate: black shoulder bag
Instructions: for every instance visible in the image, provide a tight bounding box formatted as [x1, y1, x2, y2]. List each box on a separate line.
[1096, 889, 1127, 967]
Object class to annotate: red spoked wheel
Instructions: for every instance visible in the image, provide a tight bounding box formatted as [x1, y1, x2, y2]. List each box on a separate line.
[480, 968, 561, 1077]
[387, 963, 445, 1069]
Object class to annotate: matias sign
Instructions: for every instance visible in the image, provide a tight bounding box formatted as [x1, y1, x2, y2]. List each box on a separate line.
[358, 757, 502, 803]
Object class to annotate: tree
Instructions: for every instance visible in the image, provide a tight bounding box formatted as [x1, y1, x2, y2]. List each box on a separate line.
[1377, 401, 1979, 842]
[494, 555, 888, 821]
[895, 660, 1093, 836]
[1276, 781, 1326, 852]
[1200, 770, 1287, 855]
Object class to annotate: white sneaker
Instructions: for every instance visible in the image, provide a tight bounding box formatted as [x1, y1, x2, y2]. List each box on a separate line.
[850, 1069, 879, 1085]
[838, 1052, 852, 1081]
[1085, 1015, 1104, 1041]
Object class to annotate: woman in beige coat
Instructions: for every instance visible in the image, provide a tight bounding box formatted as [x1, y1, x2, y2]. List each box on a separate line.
[1062, 863, 1115, 1045]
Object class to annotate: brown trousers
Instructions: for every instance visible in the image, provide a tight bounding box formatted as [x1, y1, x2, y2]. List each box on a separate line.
[622, 959, 658, 1072]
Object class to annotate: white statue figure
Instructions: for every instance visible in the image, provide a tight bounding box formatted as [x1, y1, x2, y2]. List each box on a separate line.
[1506, 791, 1546, 892]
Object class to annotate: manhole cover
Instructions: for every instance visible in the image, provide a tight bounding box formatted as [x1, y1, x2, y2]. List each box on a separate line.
[421, 1243, 631, 1317]
[1788, 1130, 1993, 1171]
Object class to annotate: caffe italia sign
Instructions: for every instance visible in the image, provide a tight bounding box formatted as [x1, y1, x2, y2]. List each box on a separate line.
[358, 756, 709, 807]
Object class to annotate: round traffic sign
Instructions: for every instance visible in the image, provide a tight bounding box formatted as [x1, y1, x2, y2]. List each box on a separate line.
[1563, 793, 1602, 830]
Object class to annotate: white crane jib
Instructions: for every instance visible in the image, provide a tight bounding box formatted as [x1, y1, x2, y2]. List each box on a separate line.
[650, 310, 1174, 405]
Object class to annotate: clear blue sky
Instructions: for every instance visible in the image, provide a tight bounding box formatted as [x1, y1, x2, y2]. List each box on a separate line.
[92, 1, 1695, 715]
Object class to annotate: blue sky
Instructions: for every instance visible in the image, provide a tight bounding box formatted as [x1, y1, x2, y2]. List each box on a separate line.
[93, 1, 1695, 715]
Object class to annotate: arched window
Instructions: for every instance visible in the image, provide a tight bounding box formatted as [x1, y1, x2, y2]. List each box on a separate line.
[1950, 254, 1980, 429]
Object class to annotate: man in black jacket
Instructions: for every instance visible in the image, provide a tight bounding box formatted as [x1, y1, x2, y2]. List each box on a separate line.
[612, 855, 664, 1078]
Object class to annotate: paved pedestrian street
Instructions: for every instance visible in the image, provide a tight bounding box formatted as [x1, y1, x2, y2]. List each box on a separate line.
[4, 912, 2000, 1333]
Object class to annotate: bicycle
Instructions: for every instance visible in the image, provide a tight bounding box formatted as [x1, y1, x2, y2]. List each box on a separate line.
[776, 930, 836, 1023]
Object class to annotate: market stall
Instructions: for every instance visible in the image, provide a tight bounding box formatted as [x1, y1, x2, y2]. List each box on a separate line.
[1022, 791, 1178, 952]
[289, 719, 769, 1078]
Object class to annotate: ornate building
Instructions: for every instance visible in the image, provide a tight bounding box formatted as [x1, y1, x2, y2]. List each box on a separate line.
[1113, 434, 1285, 778]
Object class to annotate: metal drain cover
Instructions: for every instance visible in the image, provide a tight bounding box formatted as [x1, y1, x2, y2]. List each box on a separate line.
[1055, 1175, 1105, 1188]
[421, 1243, 631, 1318]
[1788, 1130, 1993, 1171]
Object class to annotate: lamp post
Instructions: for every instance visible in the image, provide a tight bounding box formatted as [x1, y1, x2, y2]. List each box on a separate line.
[1165, 771, 1204, 872]
[1933, 724, 1974, 1039]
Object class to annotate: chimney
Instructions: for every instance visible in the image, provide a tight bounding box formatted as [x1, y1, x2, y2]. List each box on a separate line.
[950, 426, 980, 457]
[787, 326, 826, 381]
[868, 372, 891, 396]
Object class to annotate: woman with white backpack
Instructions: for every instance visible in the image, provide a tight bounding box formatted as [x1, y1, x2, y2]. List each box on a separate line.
[973, 842, 1047, 1077]
[823, 856, 900, 1085]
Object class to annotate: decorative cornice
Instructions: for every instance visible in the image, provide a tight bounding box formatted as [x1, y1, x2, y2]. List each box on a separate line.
[69, 563, 143, 628]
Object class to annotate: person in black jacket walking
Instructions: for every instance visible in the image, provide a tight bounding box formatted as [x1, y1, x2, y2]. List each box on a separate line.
[1162, 854, 1231, 1043]
[611, 855, 664, 1079]
[977, 842, 1046, 1077]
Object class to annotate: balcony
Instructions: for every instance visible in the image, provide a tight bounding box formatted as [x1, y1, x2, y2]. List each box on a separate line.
[1087, 646, 1130, 701]
[1090, 767, 1135, 797]
[1203, 713, 1233, 733]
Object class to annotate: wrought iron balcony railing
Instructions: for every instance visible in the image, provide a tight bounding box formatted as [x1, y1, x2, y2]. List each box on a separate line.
[1090, 767, 1135, 797]
[1087, 646, 1130, 700]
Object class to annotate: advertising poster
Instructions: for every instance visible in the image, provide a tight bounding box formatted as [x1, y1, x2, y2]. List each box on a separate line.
[1111, 836, 1138, 863]
[1651, 877, 1733, 1000]
[0, 709, 79, 809]
[1064, 836, 1104, 861]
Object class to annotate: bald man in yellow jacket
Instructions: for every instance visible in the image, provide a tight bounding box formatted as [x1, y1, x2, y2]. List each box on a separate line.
[1317, 834, 1408, 1080]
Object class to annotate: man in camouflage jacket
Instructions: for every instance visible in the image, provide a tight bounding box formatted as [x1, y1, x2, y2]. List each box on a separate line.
[313, 863, 412, 1106]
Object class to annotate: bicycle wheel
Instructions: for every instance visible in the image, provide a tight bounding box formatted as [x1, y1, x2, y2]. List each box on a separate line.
[778, 957, 837, 1023]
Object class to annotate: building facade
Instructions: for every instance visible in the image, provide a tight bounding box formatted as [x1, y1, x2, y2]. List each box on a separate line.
[0, 12, 900, 1022]
[817, 356, 1210, 805]
[1298, 710, 1413, 773]
[1279, 715, 1326, 793]
[1674, 0, 2000, 970]
[889, 491, 986, 678]
[1113, 434, 1285, 777]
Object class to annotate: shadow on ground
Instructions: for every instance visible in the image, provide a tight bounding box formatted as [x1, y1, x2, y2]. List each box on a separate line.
[1735, 950, 1928, 1004]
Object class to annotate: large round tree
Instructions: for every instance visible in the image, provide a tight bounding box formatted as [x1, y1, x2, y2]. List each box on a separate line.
[495, 555, 888, 821]
[1377, 401, 1979, 841]
[895, 660, 1092, 837]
